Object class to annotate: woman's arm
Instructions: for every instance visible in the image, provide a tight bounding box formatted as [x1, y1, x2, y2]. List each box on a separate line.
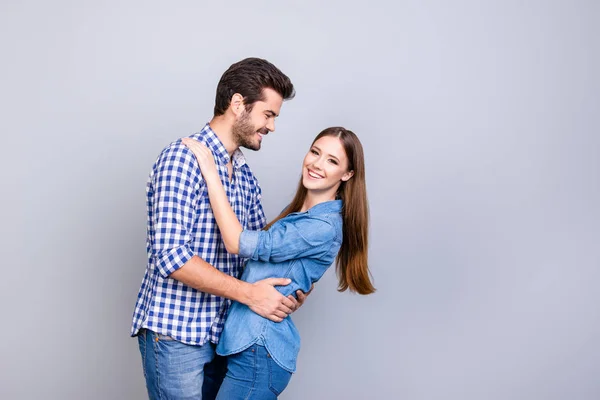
[182, 138, 339, 265]
[181, 138, 242, 254]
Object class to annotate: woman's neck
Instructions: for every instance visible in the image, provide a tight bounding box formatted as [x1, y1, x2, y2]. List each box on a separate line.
[300, 190, 337, 212]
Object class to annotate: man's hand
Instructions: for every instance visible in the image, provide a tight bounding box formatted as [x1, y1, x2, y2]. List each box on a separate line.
[247, 278, 295, 322]
[287, 283, 314, 313]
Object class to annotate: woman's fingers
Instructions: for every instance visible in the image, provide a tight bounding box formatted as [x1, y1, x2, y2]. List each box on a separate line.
[181, 138, 216, 169]
[181, 138, 206, 156]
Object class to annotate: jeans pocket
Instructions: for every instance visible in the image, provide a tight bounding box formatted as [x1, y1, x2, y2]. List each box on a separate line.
[225, 347, 256, 384]
[267, 354, 292, 396]
[156, 332, 176, 341]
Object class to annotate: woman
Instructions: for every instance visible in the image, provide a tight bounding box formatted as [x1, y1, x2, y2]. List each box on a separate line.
[182, 127, 375, 399]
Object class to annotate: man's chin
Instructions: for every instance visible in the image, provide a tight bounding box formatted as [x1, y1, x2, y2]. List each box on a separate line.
[241, 142, 261, 151]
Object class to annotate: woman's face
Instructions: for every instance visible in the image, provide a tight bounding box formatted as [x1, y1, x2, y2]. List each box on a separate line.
[302, 135, 354, 195]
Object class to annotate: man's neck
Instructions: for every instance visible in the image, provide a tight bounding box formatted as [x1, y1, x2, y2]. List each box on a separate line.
[208, 115, 238, 158]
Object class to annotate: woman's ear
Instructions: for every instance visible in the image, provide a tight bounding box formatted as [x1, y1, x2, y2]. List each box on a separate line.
[341, 170, 354, 182]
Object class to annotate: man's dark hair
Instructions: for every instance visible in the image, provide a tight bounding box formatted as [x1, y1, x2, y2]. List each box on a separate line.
[213, 57, 295, 116]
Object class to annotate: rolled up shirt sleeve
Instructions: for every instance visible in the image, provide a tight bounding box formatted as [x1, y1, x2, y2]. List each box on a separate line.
[238, 218, 337, 263]
[247, 182, 267, 231]
[150, 144, 202, 278]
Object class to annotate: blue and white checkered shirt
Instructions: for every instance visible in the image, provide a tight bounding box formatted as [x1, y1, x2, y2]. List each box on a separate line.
[131, 123, 267, 345]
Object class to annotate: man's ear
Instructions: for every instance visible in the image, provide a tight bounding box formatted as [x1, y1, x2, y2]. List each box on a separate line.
[230, 93, 245, 117]
[341, 170, 354, 182]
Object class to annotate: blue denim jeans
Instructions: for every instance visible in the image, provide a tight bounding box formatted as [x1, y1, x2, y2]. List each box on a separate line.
[215, 343, 293, 400]
[137, 329, 227, 400]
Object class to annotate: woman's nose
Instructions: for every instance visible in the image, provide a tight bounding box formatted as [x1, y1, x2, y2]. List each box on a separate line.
[312, 157, 324, 170]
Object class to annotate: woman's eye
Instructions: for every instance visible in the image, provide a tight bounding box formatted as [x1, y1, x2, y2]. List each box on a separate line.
[311, 149, 319, 155]
[329, 159, 338, 165]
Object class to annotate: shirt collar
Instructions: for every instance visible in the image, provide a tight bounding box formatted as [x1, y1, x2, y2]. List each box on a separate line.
[307, 199, 343, 215]
[191, 123, 247, 169]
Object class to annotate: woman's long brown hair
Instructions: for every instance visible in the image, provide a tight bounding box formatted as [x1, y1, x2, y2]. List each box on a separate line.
[264, 127, 375, 295]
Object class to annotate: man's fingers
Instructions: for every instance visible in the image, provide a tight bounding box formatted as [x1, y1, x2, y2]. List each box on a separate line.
[288, 294, 300, 305]
[295, 290, 306, 302]
[278, 304, 293, 315]
[262, 278, 291, 287]
[281, 295, 295, 309]
[267, 315, 284, 323]
[287, 295, 300, 310]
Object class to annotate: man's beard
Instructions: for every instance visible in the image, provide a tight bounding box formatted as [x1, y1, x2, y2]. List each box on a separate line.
[232, 111, 262, 151]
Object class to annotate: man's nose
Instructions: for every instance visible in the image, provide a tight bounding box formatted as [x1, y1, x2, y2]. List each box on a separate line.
[266, 119, 275, 132]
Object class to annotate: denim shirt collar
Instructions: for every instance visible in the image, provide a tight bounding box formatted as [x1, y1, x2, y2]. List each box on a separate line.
[304, 199, 342, 215]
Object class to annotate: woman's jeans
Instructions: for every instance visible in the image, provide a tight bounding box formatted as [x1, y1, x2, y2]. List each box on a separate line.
[216, 343, 293, 400]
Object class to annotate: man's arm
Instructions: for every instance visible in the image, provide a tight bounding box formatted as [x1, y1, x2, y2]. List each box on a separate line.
[179, 138, 310, 312]
[171, 256, 295, 322]
[150, 142, 295, 322]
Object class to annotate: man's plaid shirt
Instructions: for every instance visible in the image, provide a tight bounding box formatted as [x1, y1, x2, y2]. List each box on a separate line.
[131, 123, 266, 345]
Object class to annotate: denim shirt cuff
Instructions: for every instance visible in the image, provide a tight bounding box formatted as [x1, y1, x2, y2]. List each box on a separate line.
[239, 229, 260, 259]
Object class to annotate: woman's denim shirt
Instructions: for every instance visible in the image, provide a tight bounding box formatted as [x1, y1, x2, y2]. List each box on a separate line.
[216, 200, 343, 372]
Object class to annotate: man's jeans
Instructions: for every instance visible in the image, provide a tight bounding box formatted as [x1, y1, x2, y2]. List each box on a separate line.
[137, 329, 227, 400]
[215, 343, 292, 400]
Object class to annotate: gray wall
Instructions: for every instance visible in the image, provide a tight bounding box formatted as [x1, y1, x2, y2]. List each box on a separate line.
[1, 1, 599, 399]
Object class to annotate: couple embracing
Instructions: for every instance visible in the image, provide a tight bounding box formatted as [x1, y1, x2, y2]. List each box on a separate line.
[131, 57, 375, 399]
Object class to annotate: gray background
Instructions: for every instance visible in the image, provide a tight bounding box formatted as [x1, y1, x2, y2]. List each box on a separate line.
[1, 0, 599, 399]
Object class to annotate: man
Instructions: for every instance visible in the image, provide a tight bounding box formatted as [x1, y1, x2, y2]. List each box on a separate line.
[131, 58, 304, 399]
